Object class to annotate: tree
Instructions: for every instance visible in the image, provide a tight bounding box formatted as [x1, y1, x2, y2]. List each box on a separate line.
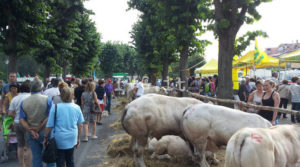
[152, 0, 210, 94]
[212, 0, 272, 101]
[99, 42, 119, 78]
[71, 12, 101, 77]
[129, 0, 210, 91]
[235, 30, 268, 57]
[34, 0, 86, 79]
[131, 19, 160, 85]
[0, 0, 49, 73]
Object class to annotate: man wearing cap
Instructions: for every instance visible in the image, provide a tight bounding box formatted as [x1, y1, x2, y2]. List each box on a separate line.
[19, 79, 56, 167]
[104, 78, 114, 115]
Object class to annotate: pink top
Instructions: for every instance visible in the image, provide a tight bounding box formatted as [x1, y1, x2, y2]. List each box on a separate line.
[8, 132, 17, 144]
[210, 82, 215, 92]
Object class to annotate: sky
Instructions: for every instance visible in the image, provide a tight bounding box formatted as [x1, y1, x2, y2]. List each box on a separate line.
[84, 0, 300, 61]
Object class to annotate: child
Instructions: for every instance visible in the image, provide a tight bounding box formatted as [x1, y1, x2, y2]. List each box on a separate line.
[6, 124, 17, 158]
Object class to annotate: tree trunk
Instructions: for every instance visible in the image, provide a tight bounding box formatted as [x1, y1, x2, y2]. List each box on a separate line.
[7, 25, 17, 73]
[44, 63, 51, 79]
[62, 59, 67, 80]
[217, 30, 236, 107]
[148, 69, 157, 86]
[161, 56, 169, 87]
[178, 47, 189, 97]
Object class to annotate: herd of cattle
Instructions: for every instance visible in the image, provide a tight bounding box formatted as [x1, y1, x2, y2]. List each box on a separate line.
[120, 84, 300, 167]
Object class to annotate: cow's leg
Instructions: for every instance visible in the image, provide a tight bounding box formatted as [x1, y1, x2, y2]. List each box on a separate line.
[205, 152, 219, 165]
[156, 154, 171, 160]
[132, 136, 147, 167]
[194, 137, 210, 167]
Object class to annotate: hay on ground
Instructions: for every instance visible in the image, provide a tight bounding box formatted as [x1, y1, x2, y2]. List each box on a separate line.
[112, 97, 129, 114]
[106, 134, 132, 158]
[105, 133, 226, 167]
[110, 120, 123, 130]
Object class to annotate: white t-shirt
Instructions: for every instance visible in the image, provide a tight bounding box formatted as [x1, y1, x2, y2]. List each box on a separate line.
[136, 82, 144, 97]
[271, 77, 279, 86]
[9, 93, 31, 123]
[43, 87, 60, 99]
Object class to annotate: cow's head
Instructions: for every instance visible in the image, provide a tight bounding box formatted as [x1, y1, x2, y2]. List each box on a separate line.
[148, 137, 158, 154]
[159, 87, 168, 95]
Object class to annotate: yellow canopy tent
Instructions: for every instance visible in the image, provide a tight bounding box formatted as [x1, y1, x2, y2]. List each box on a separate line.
[194, 59, 218, 74]
[233, 40, 286, 69]
[280, 48, 300, 62]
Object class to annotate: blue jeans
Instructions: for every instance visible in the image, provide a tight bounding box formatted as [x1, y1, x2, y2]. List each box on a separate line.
[26, 130, 56, 167]
[291, 103, 300, 123]
[269, 119, 278, 125]
[106, 95, 112, 114]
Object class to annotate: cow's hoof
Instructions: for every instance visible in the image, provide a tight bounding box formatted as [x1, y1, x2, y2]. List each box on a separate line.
[211, 158, 219, 165]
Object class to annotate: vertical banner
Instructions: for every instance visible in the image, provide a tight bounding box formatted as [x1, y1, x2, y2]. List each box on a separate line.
[243, 68, 249, 77]
[232, 68, 239, 90]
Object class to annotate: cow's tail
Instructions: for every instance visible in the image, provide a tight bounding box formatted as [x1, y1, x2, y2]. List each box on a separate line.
[225, 130, 250, 167]
[121, 107, 129, 134]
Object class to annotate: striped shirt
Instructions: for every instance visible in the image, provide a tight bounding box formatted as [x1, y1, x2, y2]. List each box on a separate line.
[289, 83, 300, 103]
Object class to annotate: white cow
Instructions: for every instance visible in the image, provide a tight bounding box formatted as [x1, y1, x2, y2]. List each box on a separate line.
[124, 83, 135, 101]
[148, 135, 193, 160]
[225, 125, 300, 167]
[144, 86, 167, 95]
[126, 84, 168, 102]
[181, 103, 272, 167]
[121, 94, 203, 167]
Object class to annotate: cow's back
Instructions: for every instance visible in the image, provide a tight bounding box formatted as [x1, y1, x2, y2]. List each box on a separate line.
[182, 104, 271, 147]
[225, 125, 300, 167]
[122, 94, 202, 138]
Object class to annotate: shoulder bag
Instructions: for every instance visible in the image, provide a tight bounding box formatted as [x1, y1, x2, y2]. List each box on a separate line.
[91, 92, 101, 113]
[42, 104, 57, 163]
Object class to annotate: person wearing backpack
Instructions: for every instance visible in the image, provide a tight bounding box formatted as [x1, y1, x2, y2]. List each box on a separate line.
[204, 78, 212, 97]
[95, 80, 106, 125]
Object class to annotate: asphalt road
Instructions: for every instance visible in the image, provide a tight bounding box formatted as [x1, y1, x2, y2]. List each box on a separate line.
[0, 100, 121, 167]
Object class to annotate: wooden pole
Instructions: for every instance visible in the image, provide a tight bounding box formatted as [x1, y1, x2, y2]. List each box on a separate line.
[188, 92, 298, 115]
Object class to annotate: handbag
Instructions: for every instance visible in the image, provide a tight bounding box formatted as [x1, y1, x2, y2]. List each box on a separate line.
[91, 92, 101, 113]
[42, 104, 57, 163]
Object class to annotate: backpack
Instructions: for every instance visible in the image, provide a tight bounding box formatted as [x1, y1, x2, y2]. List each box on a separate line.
[204, 83, 211, 93]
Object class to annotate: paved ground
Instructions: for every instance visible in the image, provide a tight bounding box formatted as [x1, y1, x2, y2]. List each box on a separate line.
[0, 100, 121, 167]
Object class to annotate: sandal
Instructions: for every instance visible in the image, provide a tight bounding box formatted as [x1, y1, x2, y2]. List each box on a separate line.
[83, 137, 88, 142]
[91, 135, 98, 139]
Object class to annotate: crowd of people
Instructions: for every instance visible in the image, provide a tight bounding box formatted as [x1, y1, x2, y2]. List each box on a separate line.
[184, 72, 300, 126]
[0, 72, 117, 167]
[237, 72, 300, 125]
[187, 75, 218, 97]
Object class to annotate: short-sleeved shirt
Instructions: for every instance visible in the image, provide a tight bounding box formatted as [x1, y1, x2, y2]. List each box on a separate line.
[9, 93, 30, 123]
[136, 82, 144, 97]
[43, 87, 60, 99]
[2, 83, 10, 95]
[74, 86, 85, 107]
[104, 84, 114, 96]
[46, 103, 84, 149]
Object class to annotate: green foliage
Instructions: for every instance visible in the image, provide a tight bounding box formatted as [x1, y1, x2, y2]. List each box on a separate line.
[0, 0, 49, 72]
[129, 0, 210, 84]
[235, 30, 268, 56]
[71, 12, 101, 77]
[99, 42, 119, 78]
